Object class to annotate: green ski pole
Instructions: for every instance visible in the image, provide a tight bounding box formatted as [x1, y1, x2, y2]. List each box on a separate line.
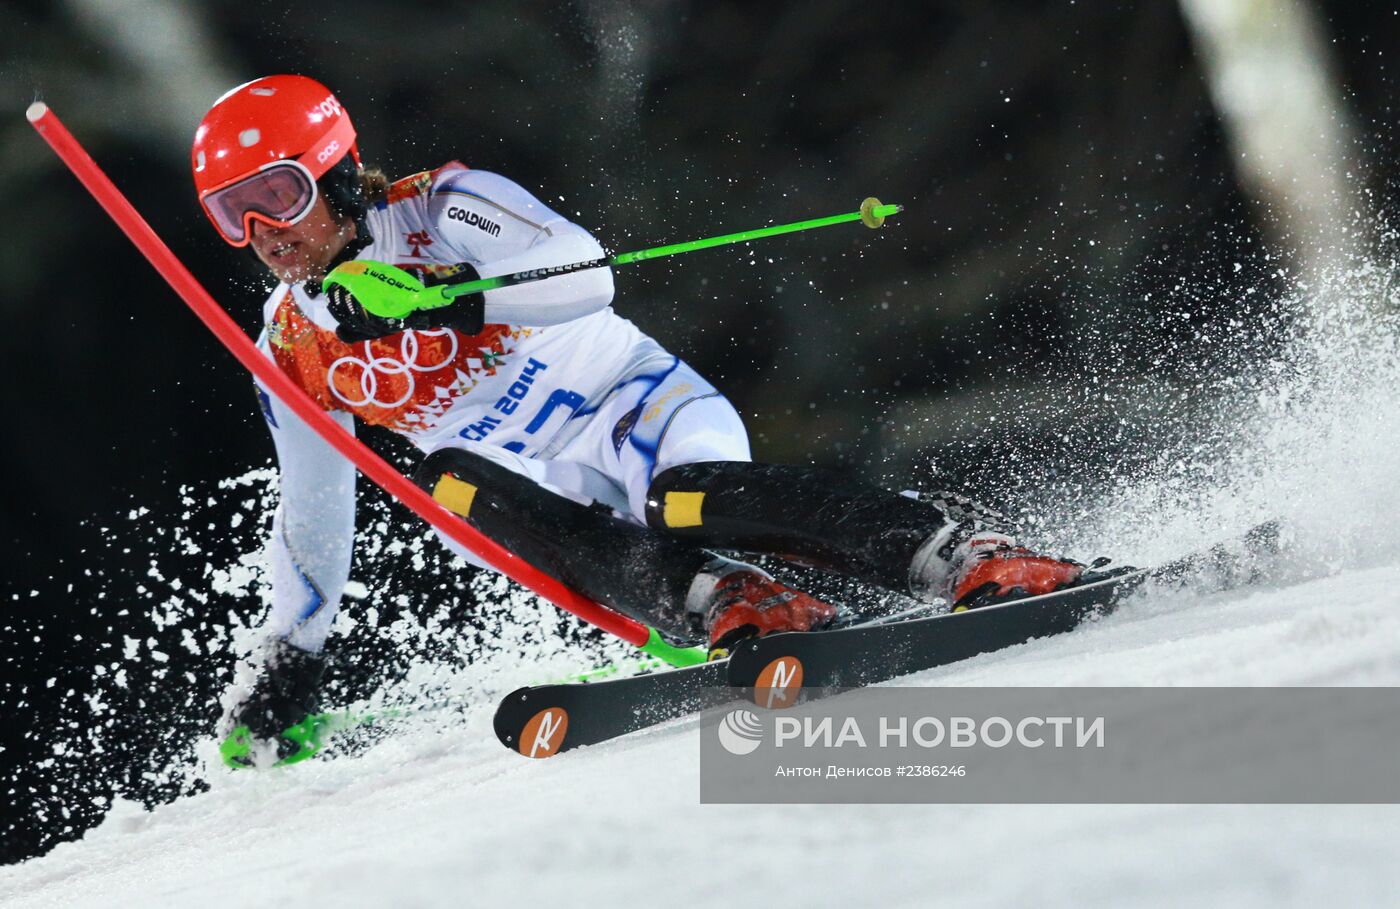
[326, 197, 903, 320]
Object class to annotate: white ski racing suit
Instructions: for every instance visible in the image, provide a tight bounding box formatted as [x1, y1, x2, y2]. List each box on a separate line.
[253, 163, 750, 652]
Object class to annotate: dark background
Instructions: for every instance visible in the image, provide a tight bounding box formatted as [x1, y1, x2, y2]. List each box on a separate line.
[1, 0, 1395, 864]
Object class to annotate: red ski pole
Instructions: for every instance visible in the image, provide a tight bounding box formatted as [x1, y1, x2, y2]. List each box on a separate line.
[26, 102, 694, 662]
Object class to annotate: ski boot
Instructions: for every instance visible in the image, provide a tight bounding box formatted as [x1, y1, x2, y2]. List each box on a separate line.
[945, 534, 1086, 611]
[701, 565, 838, 659]
[220, 640, 329, 769]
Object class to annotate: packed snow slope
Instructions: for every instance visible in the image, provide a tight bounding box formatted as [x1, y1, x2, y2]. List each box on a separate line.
[2, 564, 1399, 909]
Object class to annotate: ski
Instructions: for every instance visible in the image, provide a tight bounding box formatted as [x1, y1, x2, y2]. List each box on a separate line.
[726, 520, 1281, 697]
[493, 658, 731, 758]
[491, 521, 1279, 757]
[489, 576, 1144, 759]
[725, 570, 1143, 699]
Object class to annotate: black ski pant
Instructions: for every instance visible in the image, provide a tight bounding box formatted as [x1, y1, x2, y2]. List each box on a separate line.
[413, 450, 1000, 642]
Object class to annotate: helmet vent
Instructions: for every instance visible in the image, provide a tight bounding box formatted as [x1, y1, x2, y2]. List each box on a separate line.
[238, 128, 261, 148]
[250, 87, 276, 97]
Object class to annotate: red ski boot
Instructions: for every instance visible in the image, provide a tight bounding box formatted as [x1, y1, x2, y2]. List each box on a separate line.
[947, 535, 1084, 611]
[702, 567, 838, 658]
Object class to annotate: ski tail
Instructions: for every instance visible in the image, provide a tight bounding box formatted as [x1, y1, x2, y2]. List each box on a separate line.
[493, 660, 731, 758]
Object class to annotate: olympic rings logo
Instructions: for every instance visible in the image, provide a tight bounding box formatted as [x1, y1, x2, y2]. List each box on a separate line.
[327, 329, 460, 409]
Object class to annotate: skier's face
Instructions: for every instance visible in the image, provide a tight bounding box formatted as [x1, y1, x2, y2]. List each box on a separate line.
[248, 197, 356, 284]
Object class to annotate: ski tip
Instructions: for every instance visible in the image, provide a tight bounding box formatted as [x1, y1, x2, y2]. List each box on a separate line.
[25, 101, 48, 123]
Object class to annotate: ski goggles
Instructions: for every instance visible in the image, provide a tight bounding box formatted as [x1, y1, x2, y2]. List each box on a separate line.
[199, 159, 321, 247]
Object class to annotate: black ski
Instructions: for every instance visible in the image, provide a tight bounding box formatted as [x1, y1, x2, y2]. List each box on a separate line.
[726, 520, 1280, 694]
[492, 658, 731, 757]
[725, 570, 1142, 696]
[493, 521, 1279, 756]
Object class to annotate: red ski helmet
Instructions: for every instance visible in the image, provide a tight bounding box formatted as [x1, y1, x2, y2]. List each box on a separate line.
[192, 74, 361, 247]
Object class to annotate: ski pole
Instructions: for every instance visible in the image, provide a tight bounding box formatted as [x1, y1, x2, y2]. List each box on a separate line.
[330, 197, 904, 319]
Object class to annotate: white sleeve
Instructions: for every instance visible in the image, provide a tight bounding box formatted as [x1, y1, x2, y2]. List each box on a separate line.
[253, 333, 356, 653]
[428, 169, 615, 326]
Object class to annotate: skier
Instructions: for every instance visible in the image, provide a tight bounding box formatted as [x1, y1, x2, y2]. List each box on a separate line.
[193, 75, 1088, 757]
